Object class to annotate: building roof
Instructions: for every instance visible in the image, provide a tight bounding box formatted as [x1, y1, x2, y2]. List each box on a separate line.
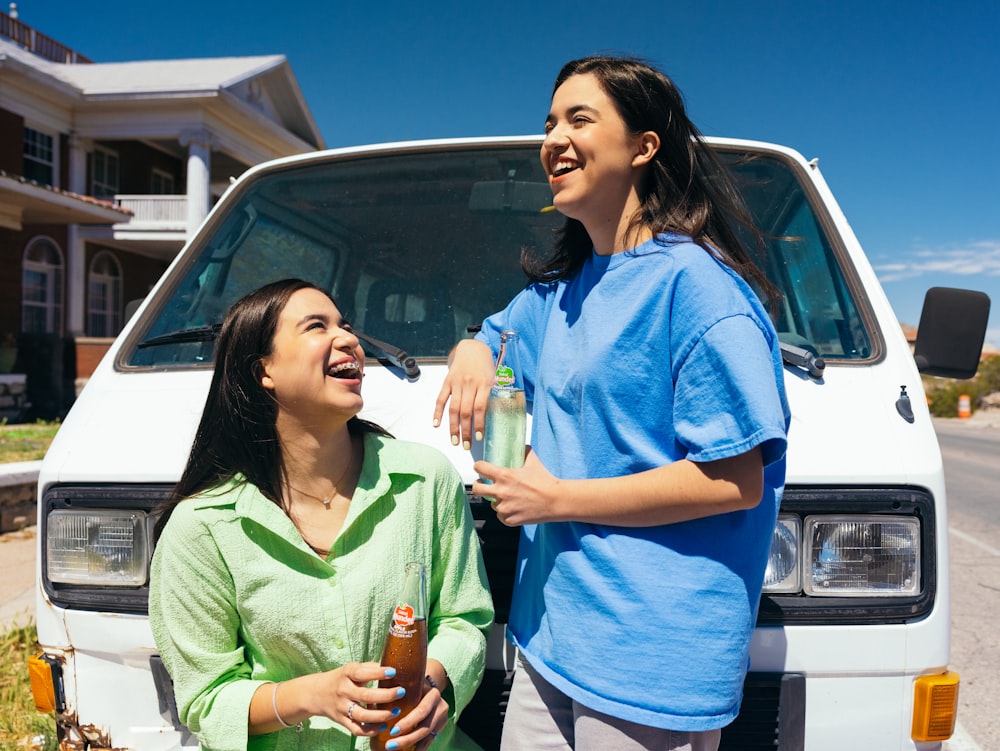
[0, 170, 131, 230]
[0, 37, 324, 150]
[51, 54, 289, 94]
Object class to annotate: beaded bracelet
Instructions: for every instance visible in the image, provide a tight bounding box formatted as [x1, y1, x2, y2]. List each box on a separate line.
[271, 681, 304, 732]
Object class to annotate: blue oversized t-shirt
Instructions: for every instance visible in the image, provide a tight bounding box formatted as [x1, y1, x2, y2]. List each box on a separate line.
[477, 234, 790, 730]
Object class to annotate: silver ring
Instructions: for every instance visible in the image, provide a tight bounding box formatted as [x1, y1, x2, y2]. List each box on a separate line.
[429, 729, 438, 739]
[347, 701, 358, 721]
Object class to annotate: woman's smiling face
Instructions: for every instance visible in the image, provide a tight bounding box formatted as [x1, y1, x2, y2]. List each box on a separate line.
[259, 287, 365, 423]
[541, 72, 650, 232]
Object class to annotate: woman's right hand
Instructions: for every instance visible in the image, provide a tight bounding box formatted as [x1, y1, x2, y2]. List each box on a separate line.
[432, 339, 495, 451]
[320, 662, 413, 737]
[253, 662, 412, 737]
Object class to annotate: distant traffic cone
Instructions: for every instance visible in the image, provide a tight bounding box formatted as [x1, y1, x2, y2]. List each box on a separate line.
[957, 394, 971, 419]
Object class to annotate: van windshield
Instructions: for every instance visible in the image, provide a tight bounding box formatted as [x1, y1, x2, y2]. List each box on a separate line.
[124, 142, 872, 368]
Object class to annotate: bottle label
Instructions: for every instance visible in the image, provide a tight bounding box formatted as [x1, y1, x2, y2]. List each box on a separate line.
[495, 365, 515, 387]
[390, 604, 416, 638]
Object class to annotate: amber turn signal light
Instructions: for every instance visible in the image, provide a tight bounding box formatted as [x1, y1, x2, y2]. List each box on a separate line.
[28, 653, 65, 714]
[912, 671, 960, 742]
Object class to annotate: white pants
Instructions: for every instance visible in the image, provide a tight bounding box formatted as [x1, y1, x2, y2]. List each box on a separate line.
[500, 657, 722, 751]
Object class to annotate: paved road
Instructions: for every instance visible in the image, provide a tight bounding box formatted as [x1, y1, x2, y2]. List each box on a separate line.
[935, 415, 1000, 751]
[0, 525, 35, 632]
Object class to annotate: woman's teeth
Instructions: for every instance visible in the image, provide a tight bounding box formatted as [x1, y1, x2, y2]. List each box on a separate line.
[553, 160, 577, 177]
[327, 361, 359, 378]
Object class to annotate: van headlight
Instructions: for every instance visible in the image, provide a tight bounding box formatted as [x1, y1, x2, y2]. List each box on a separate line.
[804, 515, 920, 596]
[46, 509, 150, 586]
[762, 514, 801, 593]
[762, 514, 921, 597]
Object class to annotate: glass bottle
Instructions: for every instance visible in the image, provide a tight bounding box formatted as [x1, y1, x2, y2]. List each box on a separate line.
[483, 329, 527, 473]
[371, 562, 428, 751]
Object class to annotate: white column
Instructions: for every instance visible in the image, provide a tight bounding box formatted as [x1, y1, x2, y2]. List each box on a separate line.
[65, 134, 91, 337]
[180, 129, 213, 238]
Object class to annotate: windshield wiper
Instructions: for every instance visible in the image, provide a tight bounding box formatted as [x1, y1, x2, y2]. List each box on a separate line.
[780, 342, 825, 379]
[137, 324, 221, 349]
[356, 331, 420, 380]
[138, 326, 422, 380]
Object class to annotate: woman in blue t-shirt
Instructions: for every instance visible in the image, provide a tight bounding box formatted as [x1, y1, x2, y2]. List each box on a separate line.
[433, 56, 790, 751]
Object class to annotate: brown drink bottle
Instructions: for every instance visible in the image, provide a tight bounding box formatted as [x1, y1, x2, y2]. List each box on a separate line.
[371, 562, 428, 751]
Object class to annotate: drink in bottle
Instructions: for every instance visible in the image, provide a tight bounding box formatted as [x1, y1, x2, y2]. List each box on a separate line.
[371, 562, 428, 751]
[484, 330, 527, 478]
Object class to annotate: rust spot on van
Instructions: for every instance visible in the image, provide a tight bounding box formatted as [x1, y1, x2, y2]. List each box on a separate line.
[53, 713, 121, 751]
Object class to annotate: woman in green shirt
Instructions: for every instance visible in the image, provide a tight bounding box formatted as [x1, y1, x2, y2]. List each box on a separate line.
[150, 278, 493, 751]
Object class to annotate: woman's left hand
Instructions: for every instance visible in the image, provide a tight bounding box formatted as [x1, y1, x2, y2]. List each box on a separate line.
[382, 681, 449, 750]
[473, 449, 561, 527]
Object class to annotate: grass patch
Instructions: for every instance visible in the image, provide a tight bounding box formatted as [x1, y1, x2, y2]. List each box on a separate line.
[0, 421, 59, 464]
[0, 622, 57, 751]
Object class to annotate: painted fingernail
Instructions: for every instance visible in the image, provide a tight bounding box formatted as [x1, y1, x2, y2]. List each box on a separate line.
[391, 707, 402, 716]
[475, 430, 483, 441]
[433, 418, 440, 427]
[463, 440, 471, 450]
[395, 687, 406, 698]
[451, 435, 459, 446]
[384, 667, 397, 678]
[386, 742, 399, 750]
[380, 724, 388, 732]
[390, 725, 402, 737]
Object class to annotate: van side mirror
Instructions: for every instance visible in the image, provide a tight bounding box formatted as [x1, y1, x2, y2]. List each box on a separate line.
[913, 287, 990, 379]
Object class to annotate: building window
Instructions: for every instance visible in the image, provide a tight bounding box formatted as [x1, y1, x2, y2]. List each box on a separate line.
[92, 146, 120, 198]
[151, 168, 175, 194]
[22, 237, 64, 335]
[87, 252, 123, 337]
[24, 127, 55, 186]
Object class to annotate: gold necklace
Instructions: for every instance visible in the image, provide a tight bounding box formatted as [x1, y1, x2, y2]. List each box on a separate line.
[286, 437, 359, 507]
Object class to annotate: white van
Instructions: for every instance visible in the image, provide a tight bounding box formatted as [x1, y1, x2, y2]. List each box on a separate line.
[29, 136, 989, 750]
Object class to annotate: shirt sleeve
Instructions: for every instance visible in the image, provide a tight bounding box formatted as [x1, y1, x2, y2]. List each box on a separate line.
[673, 313, 789, 466]
[149, 501, 267, 751]
[425, 457, 495, 718]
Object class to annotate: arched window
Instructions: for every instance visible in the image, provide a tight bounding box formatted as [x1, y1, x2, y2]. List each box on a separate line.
[22, 237, 64, 335]
[88, 251, 123, 337]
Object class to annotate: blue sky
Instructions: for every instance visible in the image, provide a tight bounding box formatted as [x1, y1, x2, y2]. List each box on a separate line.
[24, 0, 1000, 347]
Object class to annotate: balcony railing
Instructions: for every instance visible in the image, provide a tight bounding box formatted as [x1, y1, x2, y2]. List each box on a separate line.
[114, 195, 187, 228]
[1, 11, 92, 64]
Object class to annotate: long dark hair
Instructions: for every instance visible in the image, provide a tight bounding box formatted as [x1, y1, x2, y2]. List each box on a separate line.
[155, 278, 389, 536]
[524, 55, 780, 311]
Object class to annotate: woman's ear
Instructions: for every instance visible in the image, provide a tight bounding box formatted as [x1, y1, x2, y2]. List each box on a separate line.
[633, 131, 660, 168]
[259, 358, 275, 391]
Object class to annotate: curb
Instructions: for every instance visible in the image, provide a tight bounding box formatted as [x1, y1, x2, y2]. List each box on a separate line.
[0, 461, 40, 533]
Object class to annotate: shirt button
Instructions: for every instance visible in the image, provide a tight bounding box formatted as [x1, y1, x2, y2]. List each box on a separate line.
[333, 638, 344, 649]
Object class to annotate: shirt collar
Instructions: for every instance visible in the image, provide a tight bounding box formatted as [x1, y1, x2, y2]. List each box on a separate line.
[227, 431, 409, 560]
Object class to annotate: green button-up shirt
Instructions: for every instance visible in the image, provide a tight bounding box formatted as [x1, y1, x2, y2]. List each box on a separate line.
[150, 433, 494, 751]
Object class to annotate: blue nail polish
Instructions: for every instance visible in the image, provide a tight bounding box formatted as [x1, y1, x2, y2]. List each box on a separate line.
[390, 725, 402, 737]
[379, 724, 388, 732]
[386, 742, 399, 751]
[391, 707, 401, 717]
[384, 667, 397, 678]
[395, 687, 406, 698]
